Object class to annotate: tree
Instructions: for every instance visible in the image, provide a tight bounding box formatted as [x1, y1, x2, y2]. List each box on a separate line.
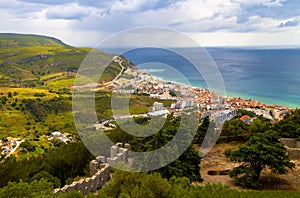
[221, 119, 246, 137]
[194, 116, 210, 143]
[275, 109, 300, 138]
[0, 179, 53, 198]
[97, 171, 171, 198]
[7, 92, 12, 98]
[20, 139, 36, 152]
[235, 109, 255, 118]
[228, 129, 295, 188]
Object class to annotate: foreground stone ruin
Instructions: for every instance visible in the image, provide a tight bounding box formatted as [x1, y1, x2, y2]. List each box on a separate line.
[54, 143, 130, 195]
[54, 161, 111, 195]
[280, 138, 300, 158]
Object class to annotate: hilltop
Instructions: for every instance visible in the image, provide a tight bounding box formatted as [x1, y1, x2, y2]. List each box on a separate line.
[0, 33, 154, 139]
[0, 34, 113, 138]
[0, 33, 121, 88]
[0, 33, 68, 48]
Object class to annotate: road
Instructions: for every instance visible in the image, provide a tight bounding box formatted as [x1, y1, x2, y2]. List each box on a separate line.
[5, 140, 24, 159]
[112, 60, 125, 82]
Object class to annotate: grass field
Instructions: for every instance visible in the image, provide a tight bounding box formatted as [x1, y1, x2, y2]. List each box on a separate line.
[0, 87, 60, 99]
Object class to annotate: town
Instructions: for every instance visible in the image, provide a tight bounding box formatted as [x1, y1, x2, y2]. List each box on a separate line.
[96, 56, 290, 126]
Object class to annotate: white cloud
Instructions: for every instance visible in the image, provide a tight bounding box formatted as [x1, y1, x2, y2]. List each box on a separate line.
[0, 0, 299, 47]
[109, 0, 151, 13]
[232, 0, 285, 7]
[45, 3, 100, 20]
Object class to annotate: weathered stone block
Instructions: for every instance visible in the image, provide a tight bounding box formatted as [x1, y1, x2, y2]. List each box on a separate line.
[280, 138, 296, 148]
[99, 163, 106, 169]
[90, 160, 99, 176]
[96, 156, 106, 163]
[70, 181, 79, 189]
[61, 185, 70, 193]
[288, 149, 300, 158]
[124, 143, 131, 150]
[117, 152, 123, 160]
[111, 145, 119, 158]
[91, 175, 97, 192]
[107, 157, 119, 164]
[116, 142, 123, 148]
[123, 148, 128, 162]
[77, 179, 87, 194]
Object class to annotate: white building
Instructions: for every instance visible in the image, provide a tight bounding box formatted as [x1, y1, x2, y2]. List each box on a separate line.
[181, 100, 194, 108]
[152, 102, 164, 112]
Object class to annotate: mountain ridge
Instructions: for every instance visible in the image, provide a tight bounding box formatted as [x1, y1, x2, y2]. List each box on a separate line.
[0, 33, 68, 48]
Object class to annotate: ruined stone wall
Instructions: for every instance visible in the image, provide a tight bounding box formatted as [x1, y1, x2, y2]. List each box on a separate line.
[280, 138, 300, 158]
[54, 143, 130, 195]
[54, 162, 111, 195]
[288, 149, 300, 158]
[280, 138, 297, 148]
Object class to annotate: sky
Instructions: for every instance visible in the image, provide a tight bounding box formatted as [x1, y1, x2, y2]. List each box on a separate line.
[0, 0, 299, 47]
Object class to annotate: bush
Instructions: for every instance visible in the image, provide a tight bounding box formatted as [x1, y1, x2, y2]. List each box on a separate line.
[33, 92, 46, 97]
[224, 148, 232, 158]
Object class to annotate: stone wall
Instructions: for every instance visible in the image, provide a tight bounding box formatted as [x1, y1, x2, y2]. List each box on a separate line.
[98, 142, 130, 165]
[54, 162, 111, 195]
[54, 143, 130, 195]
[288, 148, 300, 158]
[280, 138, 300, 158]
[280, 138, 297, 148]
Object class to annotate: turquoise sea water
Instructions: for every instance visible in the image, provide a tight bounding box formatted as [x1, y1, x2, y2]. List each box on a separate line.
[110, 47, 300, 108]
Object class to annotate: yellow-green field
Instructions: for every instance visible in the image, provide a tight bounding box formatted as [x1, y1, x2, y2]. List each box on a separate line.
[0, 87, 59, 99]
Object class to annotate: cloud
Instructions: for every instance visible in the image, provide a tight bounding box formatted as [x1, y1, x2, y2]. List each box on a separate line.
[107, 0, 183, 13]
[45, 3, 95, 20]
[0, 0, 300, 47]
[236, 0, 300, 20]
[279, 19, 298, 27]
[232, 0, 286, 7]
[16, 0, 74, 5]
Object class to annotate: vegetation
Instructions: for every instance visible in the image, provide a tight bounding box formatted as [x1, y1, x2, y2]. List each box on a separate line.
[0, 88, 75, 138]
[221, 119, 247, 137]
[107, 114, 202, 182]
[0, 179, 54, 198]
[1, 170, 300, 197]
[275, 109, 300, 139]
[0, 142, 94, 188]
[94, 171, 300, 198]
[1, 33, 300, 196]
[235, 109, 256, 118]
[0, 33, 67, 48]
[227, 119, 295, 188]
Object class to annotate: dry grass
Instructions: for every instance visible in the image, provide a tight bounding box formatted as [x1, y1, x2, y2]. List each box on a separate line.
[197, 142, 300, 191]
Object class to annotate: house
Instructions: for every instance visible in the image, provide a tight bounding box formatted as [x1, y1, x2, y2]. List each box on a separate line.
[239, 115, 251, 123]
[147, 110, 169, 117]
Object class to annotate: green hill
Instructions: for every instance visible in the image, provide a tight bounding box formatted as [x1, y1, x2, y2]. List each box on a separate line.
[0, 33, 68, 48]
[0, 33, 129, 139]
[0, 33, 122, 88]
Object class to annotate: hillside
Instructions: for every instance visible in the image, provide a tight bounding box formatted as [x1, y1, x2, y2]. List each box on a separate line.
[0, 33, 121, 88]
[0, 33, 156, 139]
[0, 34, 111, 137]
[0, 33, 67, 48]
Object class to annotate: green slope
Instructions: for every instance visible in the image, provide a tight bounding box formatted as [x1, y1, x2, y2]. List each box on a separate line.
[0, 33, 68, 48]
[0, 33, 126, 138]
[0, 33, 121, 87]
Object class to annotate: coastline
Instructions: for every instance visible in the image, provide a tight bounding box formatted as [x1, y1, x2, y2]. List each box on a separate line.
[122, 47, 300, 110]
[140, 68, 296, 109]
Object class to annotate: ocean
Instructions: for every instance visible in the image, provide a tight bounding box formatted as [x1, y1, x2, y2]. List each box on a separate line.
[107, 47, 300, 108]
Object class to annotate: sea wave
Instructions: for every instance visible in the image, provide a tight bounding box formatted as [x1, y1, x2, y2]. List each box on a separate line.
[146, 69, 165, 73]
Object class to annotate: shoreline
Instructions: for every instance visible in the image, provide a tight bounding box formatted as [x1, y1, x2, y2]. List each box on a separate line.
[140, 68, 297, 109]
